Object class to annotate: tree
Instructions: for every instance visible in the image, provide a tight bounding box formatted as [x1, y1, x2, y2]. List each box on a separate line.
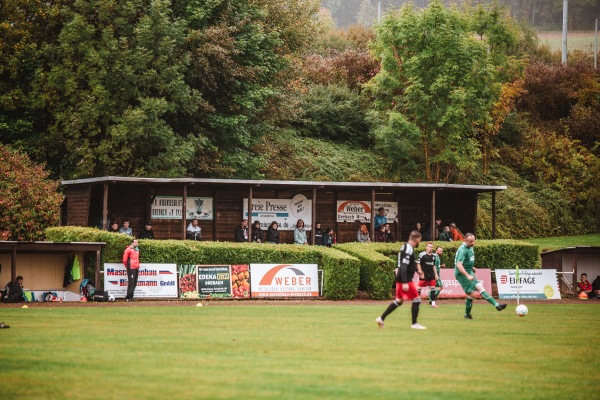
[366, 1, 499, 182]
[0, 145, 63, 241]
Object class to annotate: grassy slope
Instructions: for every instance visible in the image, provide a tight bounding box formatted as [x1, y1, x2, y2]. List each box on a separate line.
[521, 234, 600, 251]
[1, 303, 599, 399]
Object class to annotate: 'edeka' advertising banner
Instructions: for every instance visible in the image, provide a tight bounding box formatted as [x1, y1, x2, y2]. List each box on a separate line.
[243, 196, 312, 230]
[250, 264, 319, 298]
[197, 265, 232, 298]
[406, 268, 492, 298]
[496, 269, 561, 299]
[337, 200, 398, 223]
[104, 263, 178, 298]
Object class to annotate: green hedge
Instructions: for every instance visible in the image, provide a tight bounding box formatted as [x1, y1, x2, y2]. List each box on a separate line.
[45, 227, 360, 300]
[335, 240, 540, 300]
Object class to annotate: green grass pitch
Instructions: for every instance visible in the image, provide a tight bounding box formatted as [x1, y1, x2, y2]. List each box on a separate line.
[1, 301, 599, 399]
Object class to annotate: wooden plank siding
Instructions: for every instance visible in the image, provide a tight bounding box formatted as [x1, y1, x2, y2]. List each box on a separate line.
[64, 178, 495, 243]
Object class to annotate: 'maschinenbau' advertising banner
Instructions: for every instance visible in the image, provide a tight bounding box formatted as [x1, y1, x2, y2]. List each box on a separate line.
[250, 264, 319, 298]
[496, 269, 561, 299]
[243, 195, 312, 231]
[337, 200, 398, 223]
[104, 263, 178, 298]
[151, 196, 214, 220]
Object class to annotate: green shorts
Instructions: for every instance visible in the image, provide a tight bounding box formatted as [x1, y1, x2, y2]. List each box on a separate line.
[435, 278, 443, 288]
[456, 274, 477, 294]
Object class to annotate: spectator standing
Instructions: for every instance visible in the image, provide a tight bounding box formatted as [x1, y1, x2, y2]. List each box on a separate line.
[357, 224, 371, 243]
[138, 222, 155, 239]
[322, 228, 334, 248]
[314, 222, 324, 246]
[251, 220, 263, 243]
[434, 218, 442, 240]
[449, 222, 465, 242]
[294, 219, 308, 245]
[266, 221, 280, 244]
[374, 207, 387, 230]
[122, 239, 140, 302]
[235, 219, 249, 242]
[119, 220, 133, 236]
[186, 219, 202, 241]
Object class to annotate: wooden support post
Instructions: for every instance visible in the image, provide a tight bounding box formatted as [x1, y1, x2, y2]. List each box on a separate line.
[311, 188, 317, 245]
[182, 185, 187, 240]
[102, 183, 109, 230]
[431, 190, 436, 241]
[248, 186, 253, 242]
[370, 189, 376, 240]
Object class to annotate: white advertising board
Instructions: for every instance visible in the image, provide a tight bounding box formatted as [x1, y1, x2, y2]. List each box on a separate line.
[336, 200, 398, 223]
[243, 195, 312, 230]
[104, 263, 178, 298]
[250, 264, 319, 298]
[151, 196, 214, 220]
[496, 269, 561, 299]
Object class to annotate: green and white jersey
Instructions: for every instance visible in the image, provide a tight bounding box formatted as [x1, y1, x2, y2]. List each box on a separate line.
[434, 254, 441, 276]
[454, 242, 475, 276]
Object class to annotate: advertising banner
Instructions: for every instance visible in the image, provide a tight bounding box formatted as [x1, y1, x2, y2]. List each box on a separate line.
[151, 196, 214, 220]
[406, 268, 492, 299]
[104, 263, 178, 298]
[496, 269, 561, 299]
[336, 200, 398, 223]
[197, 265, 232, 298]
[250, 264, 319, 298]
[243, 195, 312, 230]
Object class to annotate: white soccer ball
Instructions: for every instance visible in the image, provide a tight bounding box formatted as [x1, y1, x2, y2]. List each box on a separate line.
[516, 304, 528, 317]
[108, 294, 115, 302]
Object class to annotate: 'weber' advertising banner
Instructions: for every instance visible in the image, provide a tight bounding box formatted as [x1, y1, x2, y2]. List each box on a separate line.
[250, 264, 319, 298]
[496, 269, 561, 299]
[104, 263, 178, 298]
[337, 200, 398, 223]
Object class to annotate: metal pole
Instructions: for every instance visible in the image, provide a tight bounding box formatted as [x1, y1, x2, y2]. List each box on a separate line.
[562, 0, 568, 65]
[595, 19, 598, 70]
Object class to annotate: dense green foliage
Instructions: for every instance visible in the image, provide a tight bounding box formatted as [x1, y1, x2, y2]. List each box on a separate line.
[336, 240, 539, 300]
[0, 145, 63, 240]
[2, 0, 599, 238]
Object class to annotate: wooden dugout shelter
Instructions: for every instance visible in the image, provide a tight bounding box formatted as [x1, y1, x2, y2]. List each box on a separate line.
[61, 177, 506, 243]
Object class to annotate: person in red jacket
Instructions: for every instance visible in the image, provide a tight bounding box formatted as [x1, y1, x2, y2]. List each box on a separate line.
[122, 239, 140, 302]
[577, 273, 594, 299]
[449, 222, 465, 242]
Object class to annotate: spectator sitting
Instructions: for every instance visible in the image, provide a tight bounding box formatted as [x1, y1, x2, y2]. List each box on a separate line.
[439, 226, 452, 241]
[138, 222, 155, 239]
[2, 276, 24, 303]
[577, 273, 594, 299]
[322, 228, 334, 248]
[314, 222, 324, 246]
[592, 276, 600, 299]
[374, 224, 387, 242]
[449, 222, 465, 241]
[108, 222, 120, 234]
[357, 224, 371, 243]
[235, 219, 249, 242]
[294, 219, 308, 245]
[251, 220, 263, 243]
[384, 223, 395, 242]
[119, 220, 133, 236]
[266, 221, 279, 244]
[186, 219, 202, 241]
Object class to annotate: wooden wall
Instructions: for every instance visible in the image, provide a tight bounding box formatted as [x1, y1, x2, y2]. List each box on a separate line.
[70, 183, 478, 244]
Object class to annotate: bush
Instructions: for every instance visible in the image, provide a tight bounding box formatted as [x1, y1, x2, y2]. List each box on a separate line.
[45, 227, 360, 300]
[0, 145, 63, 240]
